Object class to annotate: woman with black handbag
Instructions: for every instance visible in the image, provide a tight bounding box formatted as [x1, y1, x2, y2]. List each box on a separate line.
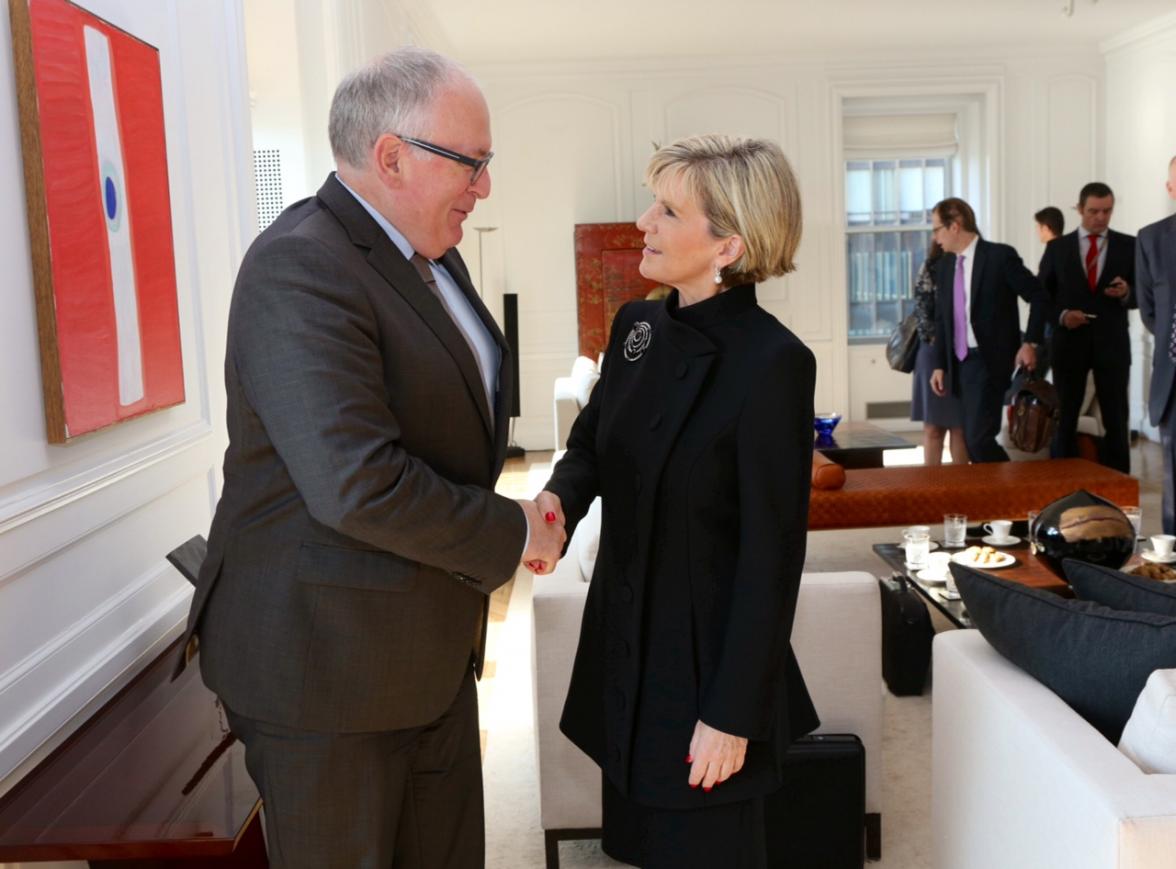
[910, 241, 968, 464]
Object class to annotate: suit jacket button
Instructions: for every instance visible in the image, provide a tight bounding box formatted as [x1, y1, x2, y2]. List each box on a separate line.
[620, 583, 634, 603]
[675, 361, 688, 379]
[649, 414, 663, 431]
[613, 747, 622, 763]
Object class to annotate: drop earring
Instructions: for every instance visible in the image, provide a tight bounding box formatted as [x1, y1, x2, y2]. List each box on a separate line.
[713, 265, 723, 285]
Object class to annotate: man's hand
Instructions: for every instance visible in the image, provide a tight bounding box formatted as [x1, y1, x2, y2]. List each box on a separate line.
[686, 720, 748, 792]
[1014, 342, 1037, 372]
[1062, 310, 1091, 329]
[518, 499, 566, 575]
[930, 368, 946, 397]
[1104, 276, 1130, 299]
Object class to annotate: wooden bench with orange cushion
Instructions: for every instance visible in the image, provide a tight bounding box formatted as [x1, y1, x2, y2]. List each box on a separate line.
[809, 458, 1138, 531]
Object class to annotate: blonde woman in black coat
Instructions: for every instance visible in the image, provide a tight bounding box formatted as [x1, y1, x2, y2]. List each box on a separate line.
[534, 135, 818, 868]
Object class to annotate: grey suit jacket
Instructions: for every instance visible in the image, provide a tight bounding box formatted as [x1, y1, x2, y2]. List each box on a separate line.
[1137, 213, 1176, 425]
[178, 174, 527, 732]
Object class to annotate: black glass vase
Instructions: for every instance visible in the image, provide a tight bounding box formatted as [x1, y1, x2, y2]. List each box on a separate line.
[1032, 489, 1135, 574]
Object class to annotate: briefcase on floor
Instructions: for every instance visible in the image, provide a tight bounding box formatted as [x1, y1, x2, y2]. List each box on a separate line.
[878, 574, 933, 696]
[765, 733, 865, 869]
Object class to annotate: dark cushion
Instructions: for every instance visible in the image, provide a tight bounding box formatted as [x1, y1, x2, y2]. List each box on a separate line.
[952, 563, 1176, 742]
[1063, 558, 1176, 617]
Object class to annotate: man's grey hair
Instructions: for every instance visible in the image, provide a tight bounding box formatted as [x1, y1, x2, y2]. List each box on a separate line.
[328, 46, 472, 169]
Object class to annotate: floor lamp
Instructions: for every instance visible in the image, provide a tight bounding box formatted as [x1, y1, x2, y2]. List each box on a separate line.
[475, 227, 524, 458]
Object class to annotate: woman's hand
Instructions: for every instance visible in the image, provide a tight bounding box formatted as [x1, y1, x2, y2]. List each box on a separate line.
[535, 490, 565, 528]
[686, 720, 747, 792]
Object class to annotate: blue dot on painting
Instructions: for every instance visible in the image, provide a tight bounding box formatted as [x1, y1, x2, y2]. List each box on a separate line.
[104, 176, 118, 220]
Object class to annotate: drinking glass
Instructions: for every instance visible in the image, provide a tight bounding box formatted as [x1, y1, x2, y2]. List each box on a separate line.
[904, 526, 931, 569]
[943, 513, 967, 549]
[1123, 506, 1142, 539]
[1027, 510, 1040, 547]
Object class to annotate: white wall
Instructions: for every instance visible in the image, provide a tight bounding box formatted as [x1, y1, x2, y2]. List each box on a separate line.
[0, 0, 253, 813]
[472, 50, 1103, 445]
[1103, 12, 1176, 440]
[245, 0, 454, 211]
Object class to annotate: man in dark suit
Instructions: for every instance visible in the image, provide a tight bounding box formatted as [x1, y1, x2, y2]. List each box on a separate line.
[930, 197, 1048, 462]
[176, 48, 564, 868]
[1138, 156, 1176, 533]
[1039, 182, 1136, 473]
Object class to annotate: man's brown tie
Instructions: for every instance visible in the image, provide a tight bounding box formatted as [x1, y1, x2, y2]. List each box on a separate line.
[409, 253, 493, 424]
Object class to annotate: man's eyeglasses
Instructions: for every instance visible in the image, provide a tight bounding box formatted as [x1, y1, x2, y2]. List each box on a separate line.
[399, 135, 493, 184]
[931, 223, 948, 234]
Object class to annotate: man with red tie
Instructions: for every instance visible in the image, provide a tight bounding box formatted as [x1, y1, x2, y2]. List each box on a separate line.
[1039, 182, 1136, 472]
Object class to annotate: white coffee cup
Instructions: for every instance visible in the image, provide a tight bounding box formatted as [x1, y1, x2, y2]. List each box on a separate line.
[984, 520, 1013, 542]
[1151, 534, 1176, 558]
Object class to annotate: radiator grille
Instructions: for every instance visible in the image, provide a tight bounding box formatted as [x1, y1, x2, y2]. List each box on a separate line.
[253, 148, 283, 232]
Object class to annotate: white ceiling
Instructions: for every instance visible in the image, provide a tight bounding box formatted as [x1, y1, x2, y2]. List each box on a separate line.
[420, 0, 1176, 65]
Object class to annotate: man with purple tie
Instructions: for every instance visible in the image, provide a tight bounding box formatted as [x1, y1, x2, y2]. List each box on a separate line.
[929, 197, 1049, 462]
[1138, 156, 1176, 533]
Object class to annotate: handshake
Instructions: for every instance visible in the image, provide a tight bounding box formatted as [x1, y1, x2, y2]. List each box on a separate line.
[516, 491, 566, 575]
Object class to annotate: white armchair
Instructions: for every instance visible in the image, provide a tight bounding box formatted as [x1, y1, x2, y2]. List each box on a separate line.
[932, 630, 1176, 869]
[551, 356, 600, 450]
[532, 503, 884, 867]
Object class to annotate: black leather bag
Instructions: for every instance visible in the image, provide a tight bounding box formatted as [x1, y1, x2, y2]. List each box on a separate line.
[1009, 373, 1061, 453]
[885, 313, 920, 373]
[878, 574, 933, 696]
[765, 734, 866, 869]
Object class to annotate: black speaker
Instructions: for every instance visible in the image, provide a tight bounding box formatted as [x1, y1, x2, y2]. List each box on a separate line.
[502, 293, 523, 457]
[503, 293, 521, 418]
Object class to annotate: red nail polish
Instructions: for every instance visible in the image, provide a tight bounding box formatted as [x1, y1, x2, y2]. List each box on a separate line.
[703, 786, 712, 793]
[545, 512, 557, 522]
[690, 782, 699, 789]
[685, 755, 693, 763]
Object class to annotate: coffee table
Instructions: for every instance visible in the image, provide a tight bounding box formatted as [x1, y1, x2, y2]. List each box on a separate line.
[874, 536, 1145, 628]
[814, 421, 917, 469]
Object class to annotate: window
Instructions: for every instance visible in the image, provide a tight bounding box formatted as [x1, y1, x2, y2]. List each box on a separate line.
[846, 157, 950, 342]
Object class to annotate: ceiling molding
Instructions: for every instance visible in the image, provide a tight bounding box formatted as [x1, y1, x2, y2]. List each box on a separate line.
[1100, 9, 1176, 53]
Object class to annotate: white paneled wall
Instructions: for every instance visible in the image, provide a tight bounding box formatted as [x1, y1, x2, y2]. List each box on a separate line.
[0, 0, 253, 803]
[1103, 13, 1176, 440]
[472, 52, 1104, 447]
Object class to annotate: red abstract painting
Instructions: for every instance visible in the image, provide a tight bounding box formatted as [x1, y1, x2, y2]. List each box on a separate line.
[11, 0, 184, 442]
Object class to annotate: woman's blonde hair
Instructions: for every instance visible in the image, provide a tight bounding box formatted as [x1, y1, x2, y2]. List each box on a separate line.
[644, 134, 802, 285]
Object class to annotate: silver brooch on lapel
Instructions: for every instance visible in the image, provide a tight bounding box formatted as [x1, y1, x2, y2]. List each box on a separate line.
[624, 321, 652, 361]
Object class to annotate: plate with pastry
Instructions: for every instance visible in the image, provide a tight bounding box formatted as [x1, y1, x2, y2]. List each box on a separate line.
[951, 544, 1016, 569]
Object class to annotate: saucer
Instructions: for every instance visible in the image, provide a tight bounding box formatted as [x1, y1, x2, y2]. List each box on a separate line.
[981, 535, 1020, 547]
[938, 588, 962, 601]
[899, 540, 939, 551]
[1141, 550, 1176, 564]
[916, 568, 948, 583]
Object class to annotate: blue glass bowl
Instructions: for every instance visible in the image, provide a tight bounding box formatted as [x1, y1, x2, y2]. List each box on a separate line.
[814, 412, 842, 439]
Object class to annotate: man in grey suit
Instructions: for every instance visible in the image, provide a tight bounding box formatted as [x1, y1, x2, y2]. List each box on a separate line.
[177, 48, 565, 867]
[1138, 155, 1176, 534]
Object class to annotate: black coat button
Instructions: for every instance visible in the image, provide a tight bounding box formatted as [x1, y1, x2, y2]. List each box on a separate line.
[612, 639, 630, 658]
[649, 414, 663, 431]
[613, 747, 622, 762]
[620, 583, 634, 603]
[675, 361, 688, 378]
